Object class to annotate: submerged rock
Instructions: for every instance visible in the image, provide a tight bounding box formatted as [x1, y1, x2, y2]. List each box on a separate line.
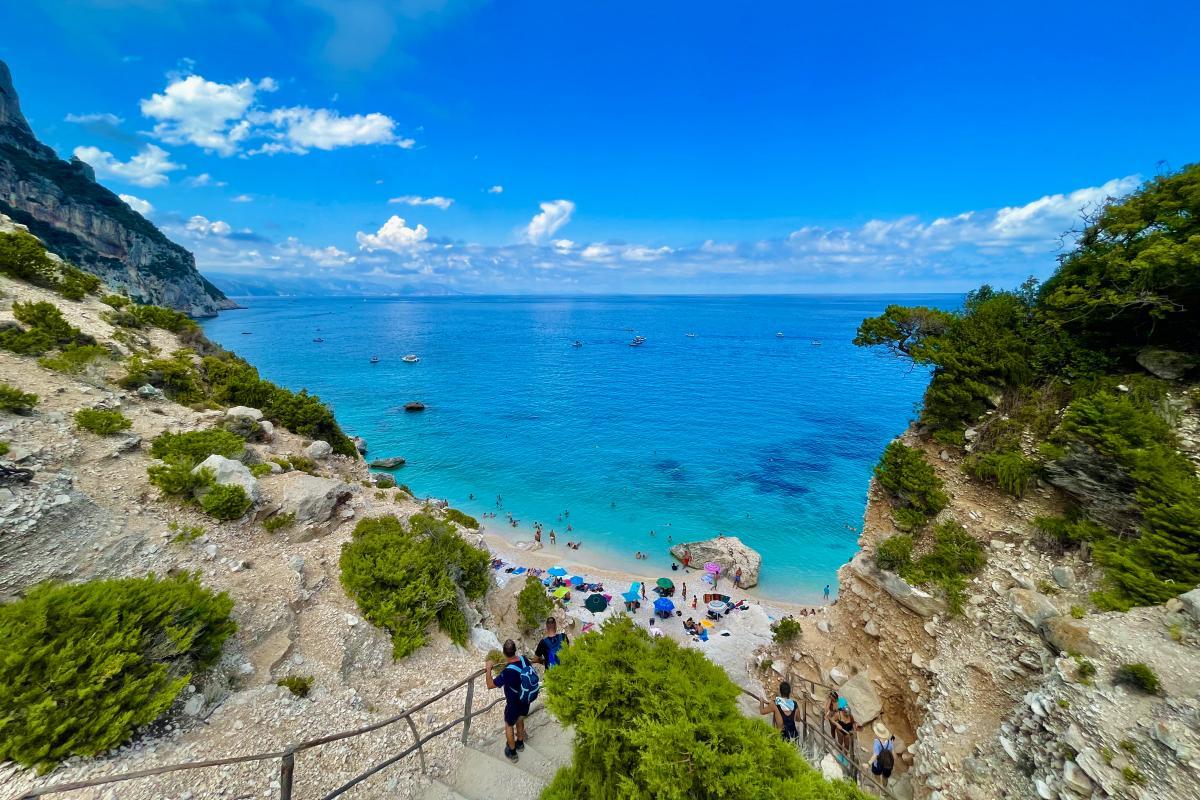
[369, 457, 406, 469]
[669, 535, 762, 588]
[404, 402, 426, 412]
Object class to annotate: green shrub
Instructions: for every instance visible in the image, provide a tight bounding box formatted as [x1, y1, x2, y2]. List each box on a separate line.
[0, 231, 60, 288]
[57, 266, 101, 301]
[1, 300, 93, 356]
[542, 616, 871, 800]
[168, 521, 205, 543]
[1114, 663, 1162, 695]
[38, 343, 109, 373]
[289, 454, 317, 474]
[150, 429, 245, 463]
[0, 383, 38, 414]
[150, 462, 212, 500]
[1074, 656, 1097, 685]
[1070, 605, 1086, 619]
[200, 484, 252, 521]
[1034, 514, 1105, 550]
[874, 441, 948, 529]
[771, 616, 803, 645]
[890, 522, 986, 615]
[74, 407, 132, 435]
[444, 507, 479, 529]
[277, 675, 313, 698]
[965, 450, 1039, 497]
[248, 462, 273, 478]
[106, 303, 197, 333]
[876, 534, 914, 573]
[339, 513, 490, 658]
[121, 352, 205, 404]
[0, 441, 8, 456]
[263, 512, 296, 533]
[1122, 767, 1146, 786]
[100, 293, 130, 309]
[373, 473, 397, 489]
[517, 574, 554, 633]
[0, 573, 235, 772]
[270, 456, 293, 471]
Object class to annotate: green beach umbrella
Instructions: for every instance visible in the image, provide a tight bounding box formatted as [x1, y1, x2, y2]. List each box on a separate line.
[584, 593, 608, 612]
[656, 577, 674, 590]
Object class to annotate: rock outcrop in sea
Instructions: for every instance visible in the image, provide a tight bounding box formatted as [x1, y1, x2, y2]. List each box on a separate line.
[0, 59, 233, 316]
[670, 535, 762, 588]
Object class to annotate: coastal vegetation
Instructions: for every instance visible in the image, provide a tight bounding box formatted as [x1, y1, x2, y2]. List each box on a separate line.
[199, 483, 252, 521]
[873, 441, 948, 531]
[38, 343, 109, 374]
[339, 513, 490, 658]
[0, 230, 101, 302]
[875, 521, 986, 614]
[146, 428, 252, 520]
[0, 573, 234, 772]
[73, 407, 132, 435]
[0, 382, 38, 413]
[444, 507, 480, 529]
[857, 163, 1200, 612]
[543, 616, 869, 799]
[517, 574, 554, 632]
[1, 299, 94, 356]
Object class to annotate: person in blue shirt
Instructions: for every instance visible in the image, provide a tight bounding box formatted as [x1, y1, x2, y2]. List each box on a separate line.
[534, 617, 569, 668]
[485, 639, 536, 762]
[824, 584, 831, 601]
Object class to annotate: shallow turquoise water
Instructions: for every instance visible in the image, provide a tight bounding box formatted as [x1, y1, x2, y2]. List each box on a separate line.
[202, 294, 948, 601]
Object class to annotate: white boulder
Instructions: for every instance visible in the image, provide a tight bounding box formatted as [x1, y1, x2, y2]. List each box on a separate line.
[304, 440, 333, 459]
[226, 405, 264, 420]
[193, 455, 259, 503]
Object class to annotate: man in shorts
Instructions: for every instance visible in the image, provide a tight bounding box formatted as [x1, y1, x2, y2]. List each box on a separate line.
[485, 639, 535, 762]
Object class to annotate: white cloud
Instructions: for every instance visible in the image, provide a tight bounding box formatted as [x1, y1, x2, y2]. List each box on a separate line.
[73, 144, 183, 188]
[389, 195, 454, 210]
[140, 74, 414, 157]
[119, 194, 154, 216]
[231, 194, 254, 203]
[356, 215, 429, 252]
[524, 199, 574, 244]
[487, 185, 504, 194]
[185, 172, 226, 188]
[65, 112, 124, 126]
[186, 215, 233, 237]
[280, 237, 355, 268]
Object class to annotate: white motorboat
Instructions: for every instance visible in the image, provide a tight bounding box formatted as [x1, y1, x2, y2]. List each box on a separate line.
[775, 331, 784, 337]
[685, 332, 697, 337]
[402, 354, 420, 363]
[370, 356, 380, 364]
[629, 335, 646, 347]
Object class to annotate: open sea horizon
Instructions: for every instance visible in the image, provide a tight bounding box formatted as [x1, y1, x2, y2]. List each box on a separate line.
[202, 293, 952, 601]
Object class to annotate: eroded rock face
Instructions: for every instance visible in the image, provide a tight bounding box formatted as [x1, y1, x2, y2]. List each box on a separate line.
[848, 552, 944, 618]
[0, 59, 234, 316]
[669, 535, 762, 588]
[1043, 444, 1141, 535]
[264, 472, 354, 535]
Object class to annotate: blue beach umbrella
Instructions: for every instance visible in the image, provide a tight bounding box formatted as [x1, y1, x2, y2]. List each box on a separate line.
[653, 597, 675, 613]
[569, 575, 584, 586]
[621, 590, 640, 603]
[547, 567, 568, 577]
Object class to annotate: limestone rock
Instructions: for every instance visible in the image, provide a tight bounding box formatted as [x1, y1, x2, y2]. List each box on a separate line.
[258, 420, 275, 441]
[849, 552, 943, 617]
[669, 536, 761, 588]
[136, 384, 165, 400]
[369, 457, 406, 469]
[192, 455, 259, 503]
[1040, 616, 1097, 657]
[1051, 565, 1074, 589]
[304, 440, 333, 460]
[1179, 586, 1200, 624]
[819, 753, 843, 781]
[837, 671, 882, 723]
[352, 436, 368, 454]
[372, 473, 397, 489]
[1136, 348, 1197, 380]
[1043, 444, 1141, 535]
[265, 472, 353, 533]
[225, 406, 263, 420]
[1009, 588, 1060, 630]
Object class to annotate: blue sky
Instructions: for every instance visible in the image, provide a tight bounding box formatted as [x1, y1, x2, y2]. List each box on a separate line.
[3, 1, 1198, 294]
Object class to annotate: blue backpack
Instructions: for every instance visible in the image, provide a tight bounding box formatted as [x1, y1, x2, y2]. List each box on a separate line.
[505, 656, 541, 704]
[542, 634, 565, 668]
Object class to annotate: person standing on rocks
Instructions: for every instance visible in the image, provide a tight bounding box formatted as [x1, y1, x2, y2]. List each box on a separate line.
[485, 639, 538, 763]
[733, 567, 743, 589]
[535, 617, 569, 669]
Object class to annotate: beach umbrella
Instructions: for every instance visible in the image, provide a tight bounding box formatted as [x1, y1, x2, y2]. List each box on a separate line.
[621, 590, 640, 603]
[569, 575, 584, 586]
[656, 577, 674, 590]
[548, 566, 568, 577]
[653, 597, 675, 613]
[553, 586, 570, 599]
[585, 594, 608, 612]
[707, 600, 728, 615]
[704, 562, 721, 574]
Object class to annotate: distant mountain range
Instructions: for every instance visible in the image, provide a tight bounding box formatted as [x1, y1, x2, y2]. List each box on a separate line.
[205, 272, 462, 298]
[0, 59, 234, 316]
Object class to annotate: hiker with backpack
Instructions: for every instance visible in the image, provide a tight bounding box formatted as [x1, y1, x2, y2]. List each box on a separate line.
[485, 639, 540, 763]
[534, 617, 569, 669]
[869, 721, 896, 784]
[758, 680, 799, 742]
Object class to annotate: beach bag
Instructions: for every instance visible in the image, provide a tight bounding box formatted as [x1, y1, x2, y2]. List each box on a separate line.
[541, 634, 565, 668]
[876, 741, 894, 772]
[505, 657, 541, 704]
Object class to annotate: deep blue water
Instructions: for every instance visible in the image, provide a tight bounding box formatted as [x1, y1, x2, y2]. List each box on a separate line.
[202, 294, 949, 600]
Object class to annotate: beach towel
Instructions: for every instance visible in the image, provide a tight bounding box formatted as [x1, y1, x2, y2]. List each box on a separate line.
[513, 566, 527, 575]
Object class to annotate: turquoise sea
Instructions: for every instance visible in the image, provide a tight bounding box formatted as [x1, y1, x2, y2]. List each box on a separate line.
[202, 294, 948, 601]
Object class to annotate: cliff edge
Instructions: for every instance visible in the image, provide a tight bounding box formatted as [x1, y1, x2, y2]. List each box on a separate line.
[0, 59, 233, 316]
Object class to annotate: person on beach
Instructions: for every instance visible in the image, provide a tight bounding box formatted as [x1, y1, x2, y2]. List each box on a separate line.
[682, 581, 687, 600]
[649, 619, 664, 638]
[870, 721, 896, 785]
[485, 639, 537, 763]
[641, 582, 647, 600]
[682, 549, 691, 571]
[734, 567, 743, 589]
[535, 617, 569, 669]
[759, 681, 799, 742]
[824, 584, 831, 601]
[549, 530, 556, 545]
[691, 595, 697, 609]
[534, 529, 541, 545]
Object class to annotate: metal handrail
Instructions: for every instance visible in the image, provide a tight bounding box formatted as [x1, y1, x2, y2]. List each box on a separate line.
[742, 681, 900, 800]
[20, 667, 504, 800]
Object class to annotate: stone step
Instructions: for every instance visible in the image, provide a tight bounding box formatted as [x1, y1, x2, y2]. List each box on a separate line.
[415, 779, 472, 800]
[446, 746, 549, 800]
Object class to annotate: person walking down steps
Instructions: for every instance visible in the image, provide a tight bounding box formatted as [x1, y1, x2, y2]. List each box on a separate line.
[869, 721, 896, 785]
[485, 639, 540, 763]
[535, 617, 569, 669]
[759, 681, 799, 742]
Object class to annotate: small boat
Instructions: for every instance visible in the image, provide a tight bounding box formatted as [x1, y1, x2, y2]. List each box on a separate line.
[370, 356, 380, 364]
[572, 340, 583, 348]
[629, 335, 646, 347]
[685, 332, 696, 338]
[313, 337, 325, 343]
[404, 401, 426, 412]
[811, 339, 822, 346]
[241, 331, 252, 335]
[402, 354, 420, 363]
[775, 332, 784, 337]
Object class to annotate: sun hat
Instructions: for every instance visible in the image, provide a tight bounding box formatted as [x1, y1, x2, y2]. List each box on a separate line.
[837, 697, 849, 710]
[873, 721, 891, 739]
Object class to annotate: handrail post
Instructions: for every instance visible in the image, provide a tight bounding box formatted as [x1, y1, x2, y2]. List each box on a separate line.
[405, 713, 426, 775]
[280, 752, 294, 800]
[461, 675, 475, 744]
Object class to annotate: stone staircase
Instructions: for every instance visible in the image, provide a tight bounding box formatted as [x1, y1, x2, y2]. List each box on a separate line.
[418, 711, 572, 800]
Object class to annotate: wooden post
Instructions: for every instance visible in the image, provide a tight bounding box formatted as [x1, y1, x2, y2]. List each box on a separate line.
[405, 714, 426, 775]
[461, 675, 475, 744]
[279, 752, 294, 800]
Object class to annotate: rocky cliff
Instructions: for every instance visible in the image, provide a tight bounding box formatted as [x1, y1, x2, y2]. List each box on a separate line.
[0, 59, 234, 316]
